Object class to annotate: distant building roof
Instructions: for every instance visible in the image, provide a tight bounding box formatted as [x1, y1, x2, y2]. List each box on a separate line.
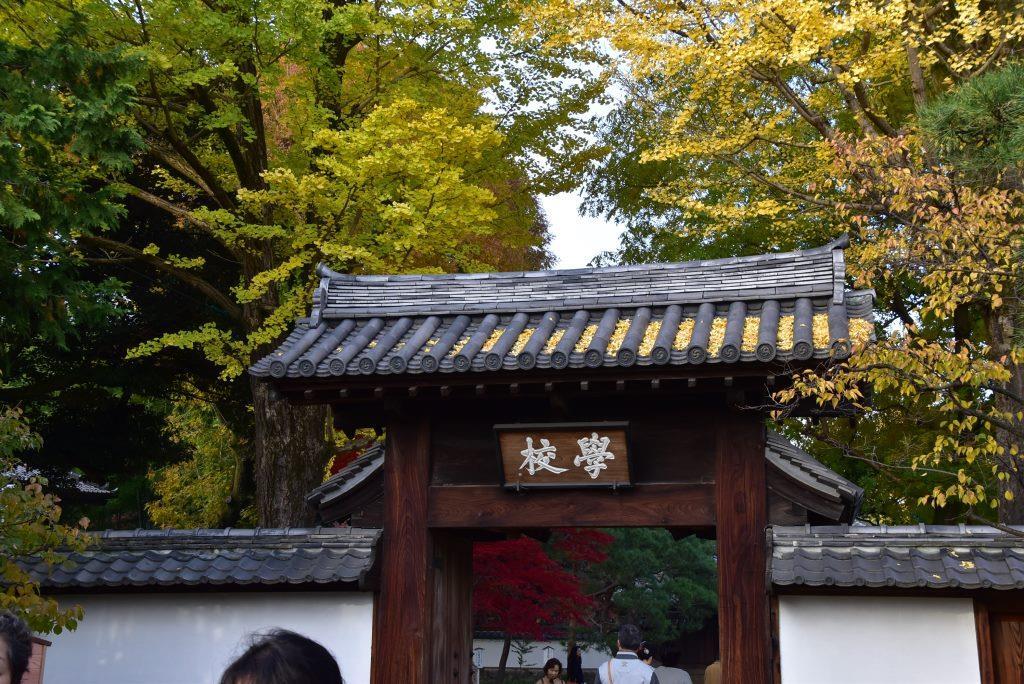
[308, 433, 864, 524]
[772, 524, 1024, 590]
[21, 527, 380, 590]
[6, 465, 115, 500]
[251, 237, 873, 380]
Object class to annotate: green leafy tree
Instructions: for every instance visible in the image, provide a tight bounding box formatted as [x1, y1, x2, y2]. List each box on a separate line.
[577, 529, 717, 651]
[147, 392, 256, 528]
[2, 0, 601, 525]
[0, 15, 138, 365]
[919, 62, 1024, 191]
[0, 406, 86, 633]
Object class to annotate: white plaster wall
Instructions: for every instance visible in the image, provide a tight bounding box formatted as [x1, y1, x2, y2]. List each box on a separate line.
[778, 595, 980, 684]
[43, 591, 373, 684]
[472, 638, 608, 669]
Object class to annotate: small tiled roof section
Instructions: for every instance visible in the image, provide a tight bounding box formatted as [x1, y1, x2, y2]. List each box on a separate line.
[307, 434, 861, 525]
[20, 527, 380, 589]
[306, 444, 385, 514]
[772, 524, 1024, 590]
[250, 237, 874, 379]
[766, 432, 863, 523]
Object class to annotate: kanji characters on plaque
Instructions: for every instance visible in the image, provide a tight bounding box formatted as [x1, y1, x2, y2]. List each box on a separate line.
[519, 437, 569, 475]
[517, 432, 615, 480]
[574, 433, 615, 479]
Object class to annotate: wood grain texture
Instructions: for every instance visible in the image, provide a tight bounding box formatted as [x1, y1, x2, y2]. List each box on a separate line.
[427, 483, 714, 528]
[991, 613, 1024, 684]
[431, 533, 474, 683]
[716, 412, 771, 684]
[975, 601, 994, 684]
[371, 418, 432, 684]
[497, 423, 629, 488]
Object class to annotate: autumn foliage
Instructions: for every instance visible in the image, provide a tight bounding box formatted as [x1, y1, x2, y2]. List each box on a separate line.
[473, 535, 595, 640]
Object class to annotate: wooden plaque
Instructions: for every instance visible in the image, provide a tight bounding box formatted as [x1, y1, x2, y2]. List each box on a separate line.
[495, 422, 630, 489]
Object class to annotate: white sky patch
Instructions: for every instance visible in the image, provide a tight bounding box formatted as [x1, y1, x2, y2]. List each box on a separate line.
[542, 192, 624, 268]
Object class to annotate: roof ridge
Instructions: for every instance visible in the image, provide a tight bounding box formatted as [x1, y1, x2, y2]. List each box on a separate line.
[772, 523, 1024, 536]
[315, 235, 850, 282]
[92, 527, 380, 541]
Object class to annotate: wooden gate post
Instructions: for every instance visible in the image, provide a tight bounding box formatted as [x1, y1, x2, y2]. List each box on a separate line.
[372, 417, 432, 684]
[432, 532, 474, 683]
[716, 411, 770, 682]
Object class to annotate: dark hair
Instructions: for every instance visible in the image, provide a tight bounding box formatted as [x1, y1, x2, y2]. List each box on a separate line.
[543, 657, 563, 673]
[220, 629, 343, 684]
[0, 612, 32, 684]
[637, 641, 655, 661]
[617, 623, 642, 650]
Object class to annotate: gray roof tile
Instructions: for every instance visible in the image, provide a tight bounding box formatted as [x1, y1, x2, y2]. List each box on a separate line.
[772, 524, 1024, 590]
[251, 239, 875, 380]
[19, 527, 380, 589]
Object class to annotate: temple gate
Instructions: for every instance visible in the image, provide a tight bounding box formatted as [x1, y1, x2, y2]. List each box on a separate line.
[252, 236, 873, 683]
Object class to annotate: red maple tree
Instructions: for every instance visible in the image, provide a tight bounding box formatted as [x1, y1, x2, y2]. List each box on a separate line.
[473, 530, 612, 681]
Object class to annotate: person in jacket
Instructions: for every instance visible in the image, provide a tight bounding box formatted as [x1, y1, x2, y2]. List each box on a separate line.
[565, 644, 585, 684]
[703, 659, 721, 684]
[637, 642, 692, 684]
[595, 624, 659, 684]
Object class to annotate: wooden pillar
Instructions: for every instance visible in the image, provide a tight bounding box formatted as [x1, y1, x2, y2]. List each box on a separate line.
[372, 417, 432, 684]
[431, 532, 474, 683]
[715, 411, 770, 683]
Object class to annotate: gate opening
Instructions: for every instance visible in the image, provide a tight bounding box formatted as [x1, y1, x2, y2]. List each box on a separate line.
[471, 528, 720, 684]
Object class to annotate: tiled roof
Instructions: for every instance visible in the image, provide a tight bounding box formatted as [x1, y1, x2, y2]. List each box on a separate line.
[250, 237, 874, 379]
[766, 433, 863, 523]
[772, 524, 1024, 590]
[306, 444, 385, 514]
[20, 527, 380, 589]
[308, 433, 862, 525]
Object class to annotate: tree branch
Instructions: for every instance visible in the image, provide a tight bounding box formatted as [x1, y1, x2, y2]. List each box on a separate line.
[120, 183, 214, 231]
[143, 144, 215, 198]
[966, 512, 1024, 537]
[77, 233, 244, 324]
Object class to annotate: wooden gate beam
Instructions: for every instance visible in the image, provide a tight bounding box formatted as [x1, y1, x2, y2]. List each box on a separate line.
[427, 483, 715, 529]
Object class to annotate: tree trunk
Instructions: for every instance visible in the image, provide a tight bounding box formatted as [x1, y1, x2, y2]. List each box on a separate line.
[996, 362, 1024, 525]
[496, 633, 511, 684]
[250, 377, 333, 526]
[986, 310, 1024, 523]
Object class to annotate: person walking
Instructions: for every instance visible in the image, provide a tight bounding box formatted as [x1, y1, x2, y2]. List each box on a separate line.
[535, 657, 565, 684]
[638, 642, 691, 684]
[703, 660, 721, 684]
[565, 644, 585, 684]
[595, 624, 659, 684]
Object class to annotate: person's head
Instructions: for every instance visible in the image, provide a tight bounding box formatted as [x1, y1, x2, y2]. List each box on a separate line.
[220, 629, 343, 684]
[542, 658, 562, 679]
[616, 623, 642, 651]
[637, 641, 654, 665]
[0, 612, 31, 684]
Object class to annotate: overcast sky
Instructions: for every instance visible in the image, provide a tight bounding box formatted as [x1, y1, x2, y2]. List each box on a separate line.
[540, 192, 624, 268]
